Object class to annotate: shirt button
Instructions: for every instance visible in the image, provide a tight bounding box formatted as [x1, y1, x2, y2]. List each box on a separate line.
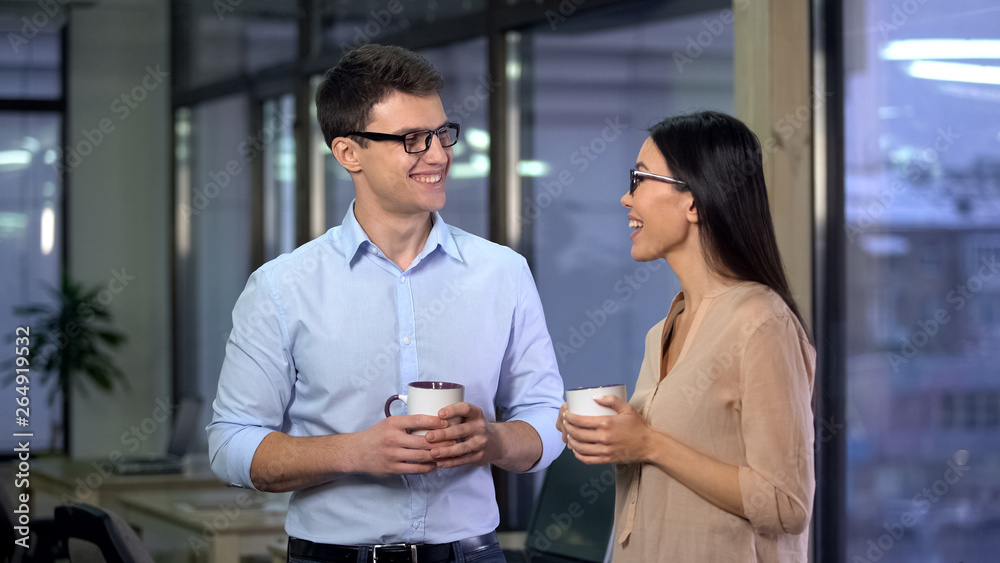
[413, 521, 419, 528]
[403, 337, 412, 345]
[400, 276, 407, 284]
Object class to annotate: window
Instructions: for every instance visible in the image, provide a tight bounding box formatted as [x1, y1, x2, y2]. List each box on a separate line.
[309, 38, 490, 238]
[0, 14, 64, 454]
[520, 8, 734, 395]
[174, 95, 253, 449]
[263, 94, 296, 259]
[321, 1, 486, 53]
[843, 0, 1000, 559]
[173, 0, 298, 90]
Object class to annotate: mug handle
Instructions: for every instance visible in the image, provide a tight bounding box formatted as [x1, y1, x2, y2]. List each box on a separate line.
[384, 394, 407, 417]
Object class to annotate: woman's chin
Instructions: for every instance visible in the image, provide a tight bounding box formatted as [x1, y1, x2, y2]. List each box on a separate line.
[630, 247, 654, 262]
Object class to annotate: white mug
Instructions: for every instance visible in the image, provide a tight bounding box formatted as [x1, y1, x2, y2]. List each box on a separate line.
[384, 381, 465, 435]
[566, 384, 627, 416]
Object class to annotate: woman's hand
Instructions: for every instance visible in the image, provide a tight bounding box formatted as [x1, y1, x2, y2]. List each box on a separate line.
[555, 402, 570, 444]
[561, 395, 652, 465]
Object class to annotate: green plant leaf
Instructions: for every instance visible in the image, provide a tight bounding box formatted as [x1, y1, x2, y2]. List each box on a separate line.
[6, 274, 130, 405]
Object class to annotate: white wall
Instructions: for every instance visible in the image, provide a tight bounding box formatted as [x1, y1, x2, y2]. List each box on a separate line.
[67, 0, 171, 458]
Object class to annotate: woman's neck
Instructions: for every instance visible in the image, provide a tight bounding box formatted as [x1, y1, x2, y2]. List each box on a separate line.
[668, 248, 736, 314]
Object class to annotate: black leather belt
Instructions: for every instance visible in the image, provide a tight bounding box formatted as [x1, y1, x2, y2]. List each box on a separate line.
[288, 531, 498, 563]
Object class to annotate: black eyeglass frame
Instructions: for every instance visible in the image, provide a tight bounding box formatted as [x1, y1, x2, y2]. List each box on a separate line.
[347, 122, 461, 154]
[629, 168, 687, 195]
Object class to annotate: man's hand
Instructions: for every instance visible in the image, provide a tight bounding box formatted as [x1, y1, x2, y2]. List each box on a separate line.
[423, 402, 495, 469]
[352, 414, 453, 476]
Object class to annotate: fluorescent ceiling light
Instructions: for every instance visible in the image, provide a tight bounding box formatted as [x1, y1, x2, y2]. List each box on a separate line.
[41, 207, 55, 255]
[466, 128, 490, 151]
[882, 39, 1000, 60]
[0, 149, 32, 169]
[448, 163, 487, 179]
[518, 160, 550, 177]
[908, 60, 1000, 85]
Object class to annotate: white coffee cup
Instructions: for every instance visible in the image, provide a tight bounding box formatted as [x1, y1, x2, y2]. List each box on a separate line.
[384, 381, 465, 435]
[566, 384, 627, 416]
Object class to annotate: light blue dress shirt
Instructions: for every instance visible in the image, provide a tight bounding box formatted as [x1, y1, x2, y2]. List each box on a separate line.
[207, 203, 565, 544]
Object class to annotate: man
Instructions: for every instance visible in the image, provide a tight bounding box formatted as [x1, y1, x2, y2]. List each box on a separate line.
[207, 44, 565, 563]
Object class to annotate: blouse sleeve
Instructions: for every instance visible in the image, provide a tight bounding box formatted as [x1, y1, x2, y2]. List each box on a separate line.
[737, 315, 816, 535]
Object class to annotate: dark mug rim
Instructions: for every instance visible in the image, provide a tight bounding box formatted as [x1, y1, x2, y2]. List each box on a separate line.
[568, 383, 625, 392]
[410, 381, 464, 390]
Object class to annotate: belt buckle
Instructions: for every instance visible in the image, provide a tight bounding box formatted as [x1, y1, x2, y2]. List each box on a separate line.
[372, 543, 418, 563]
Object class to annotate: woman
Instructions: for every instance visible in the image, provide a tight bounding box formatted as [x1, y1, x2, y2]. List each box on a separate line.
[559, 111, 815, 562]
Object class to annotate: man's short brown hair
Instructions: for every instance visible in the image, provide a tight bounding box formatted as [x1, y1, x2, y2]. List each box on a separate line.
[315, 44, 444, 148]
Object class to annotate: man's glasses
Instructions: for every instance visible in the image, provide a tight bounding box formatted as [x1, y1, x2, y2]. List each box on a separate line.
[629, 168, 687, 196]
[348, 122, 460, 154]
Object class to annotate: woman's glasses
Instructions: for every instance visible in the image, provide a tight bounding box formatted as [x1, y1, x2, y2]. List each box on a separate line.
[629, 169, 687, 195]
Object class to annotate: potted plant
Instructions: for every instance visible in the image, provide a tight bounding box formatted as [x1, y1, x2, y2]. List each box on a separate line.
[7, 273, 128, 451]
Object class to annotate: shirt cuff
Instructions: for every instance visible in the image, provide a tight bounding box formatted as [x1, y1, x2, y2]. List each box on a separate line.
[738, 465, 809, 535]
[213, 426, 276, 490]
[509, 407, 564, 473]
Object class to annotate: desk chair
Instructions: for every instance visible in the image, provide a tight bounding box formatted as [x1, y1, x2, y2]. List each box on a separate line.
[55, 503, 153, 563]
[503, 449, 616, 563]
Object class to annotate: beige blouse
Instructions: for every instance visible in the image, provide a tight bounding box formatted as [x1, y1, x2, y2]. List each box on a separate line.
[613, 282, 816, 563]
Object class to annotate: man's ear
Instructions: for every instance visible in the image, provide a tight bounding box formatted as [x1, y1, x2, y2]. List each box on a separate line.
[331, 137, 362, 173]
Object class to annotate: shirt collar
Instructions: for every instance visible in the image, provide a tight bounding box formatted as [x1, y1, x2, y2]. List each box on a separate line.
[339, 200, 464, 268]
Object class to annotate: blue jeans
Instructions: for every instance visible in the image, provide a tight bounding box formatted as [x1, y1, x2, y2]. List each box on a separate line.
[453, 541, 506, 563]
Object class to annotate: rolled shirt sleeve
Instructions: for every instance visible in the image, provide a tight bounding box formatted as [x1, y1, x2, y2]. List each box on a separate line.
[495, 261, 566, 472]
[207, 269, 295, 489]
[737, 315, 816, 535]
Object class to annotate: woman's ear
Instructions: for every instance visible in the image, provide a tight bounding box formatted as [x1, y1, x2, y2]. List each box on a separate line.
[684, 193, 699, 224]
[331, 137, 362, 173]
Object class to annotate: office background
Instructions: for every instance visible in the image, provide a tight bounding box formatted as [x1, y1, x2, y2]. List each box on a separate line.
[1, 0, 998, 561]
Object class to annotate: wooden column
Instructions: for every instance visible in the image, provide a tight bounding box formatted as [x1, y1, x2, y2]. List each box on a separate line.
[734, 0, 815, 325]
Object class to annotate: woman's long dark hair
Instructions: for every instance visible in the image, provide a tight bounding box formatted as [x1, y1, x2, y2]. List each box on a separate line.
[649, 111, 810, 340]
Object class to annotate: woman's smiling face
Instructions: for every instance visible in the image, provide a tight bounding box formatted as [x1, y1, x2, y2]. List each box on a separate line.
[620, 137, 698, 262]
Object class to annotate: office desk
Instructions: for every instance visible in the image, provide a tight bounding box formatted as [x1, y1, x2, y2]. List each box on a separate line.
[119, 488, 290, 563]
[31, 455, 222, 516]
